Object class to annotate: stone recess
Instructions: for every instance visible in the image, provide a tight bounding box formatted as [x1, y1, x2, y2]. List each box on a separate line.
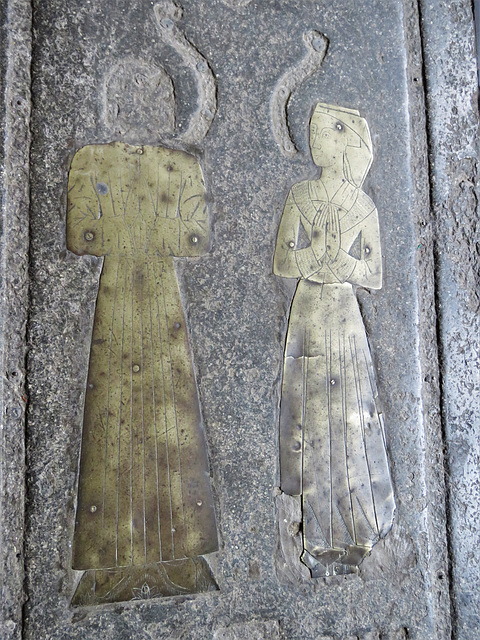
[0, 0, 478, 639]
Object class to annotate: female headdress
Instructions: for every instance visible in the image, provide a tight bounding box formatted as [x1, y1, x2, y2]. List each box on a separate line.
[312, 103, 373, 188]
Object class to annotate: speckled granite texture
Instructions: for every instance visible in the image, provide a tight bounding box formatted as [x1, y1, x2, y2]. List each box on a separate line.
[0, 0, 478, 638]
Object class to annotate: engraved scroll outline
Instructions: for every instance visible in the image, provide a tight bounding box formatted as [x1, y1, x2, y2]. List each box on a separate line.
[270, 30, 329, 158]
[154, 1, 217, 147]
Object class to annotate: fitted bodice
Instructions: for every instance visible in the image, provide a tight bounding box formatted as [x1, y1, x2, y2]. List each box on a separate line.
[67, 142, 210, 259]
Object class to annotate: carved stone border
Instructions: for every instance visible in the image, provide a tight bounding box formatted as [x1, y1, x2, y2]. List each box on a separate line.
[417, 0, 480, 637]
[0, 0, 32, 638]
[401, 0, 452, 636]
[0, 1, 478, 638]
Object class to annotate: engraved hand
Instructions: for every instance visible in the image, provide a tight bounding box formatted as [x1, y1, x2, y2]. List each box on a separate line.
[324, 249, 357, 282]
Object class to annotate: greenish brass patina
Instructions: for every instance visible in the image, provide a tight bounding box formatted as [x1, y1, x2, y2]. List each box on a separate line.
[274, 104, 395, 578]
[68, 142, 218, 603]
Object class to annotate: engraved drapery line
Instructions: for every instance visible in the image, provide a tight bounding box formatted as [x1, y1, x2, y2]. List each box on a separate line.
[274, 104, 395, 578]
[91, 254, 192, 565]
[67, 143, 218, 572]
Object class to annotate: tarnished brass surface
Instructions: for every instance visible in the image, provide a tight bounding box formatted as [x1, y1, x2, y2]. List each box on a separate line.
[67, 143, 218, 575]
[72, 557, 218, 606]
[274, 104, 395, 577]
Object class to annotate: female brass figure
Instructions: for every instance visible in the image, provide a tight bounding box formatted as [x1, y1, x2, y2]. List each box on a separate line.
[67, 52, 218, 604]
[274, 103, 395, 577]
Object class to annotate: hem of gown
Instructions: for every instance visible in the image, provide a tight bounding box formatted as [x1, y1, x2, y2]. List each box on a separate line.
[301, 543, 372, 578]
[71, 556, 219, 606]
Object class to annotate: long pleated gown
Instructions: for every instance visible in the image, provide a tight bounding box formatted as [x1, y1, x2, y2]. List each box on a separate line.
[274, 178, 395, 576]
[67, 142, 218, 571]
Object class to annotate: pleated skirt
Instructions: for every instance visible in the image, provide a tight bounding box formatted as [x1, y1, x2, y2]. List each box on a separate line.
[73, 253, 217, 570]
[279, 281, 395, 564]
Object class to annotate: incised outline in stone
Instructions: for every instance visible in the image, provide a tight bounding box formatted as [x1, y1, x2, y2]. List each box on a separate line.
[271, 31, 329, 158]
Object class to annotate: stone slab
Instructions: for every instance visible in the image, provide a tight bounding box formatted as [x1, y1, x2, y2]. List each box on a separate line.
[1, 0, 477, 638]
[419, 1, 480, 638]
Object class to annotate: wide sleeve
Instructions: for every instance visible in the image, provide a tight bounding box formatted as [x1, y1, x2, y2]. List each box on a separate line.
[160, 155, 210, 258]
[273, 189, 323, 280]
[66, 146, 107, 257]
[325, 201, 383, 289]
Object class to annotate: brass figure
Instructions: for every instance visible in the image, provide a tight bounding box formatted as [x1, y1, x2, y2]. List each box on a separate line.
[68, 6, 218, 606]
[274, 103, 395, 578]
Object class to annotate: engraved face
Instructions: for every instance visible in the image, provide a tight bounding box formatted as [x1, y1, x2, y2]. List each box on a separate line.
[309, 115, 348, 168]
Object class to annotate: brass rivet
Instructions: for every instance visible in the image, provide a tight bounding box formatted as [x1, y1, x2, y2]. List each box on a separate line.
[288, 241, 295, 248]
[96, 182, 108, 195]
[90, 505, 97, 513]
[196, 499, 203, 507]
[132, 364, 140, 373]
[190, 235, 199, 244]
[84, 231, 94, 241]
[174, 322, 181, 329]
[365, 246, 371, 254]
[330, 379, 336, 385]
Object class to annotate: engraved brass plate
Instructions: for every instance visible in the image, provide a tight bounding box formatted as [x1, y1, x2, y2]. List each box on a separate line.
[67, 143, 218, 584]
[274, 104, 395, 577]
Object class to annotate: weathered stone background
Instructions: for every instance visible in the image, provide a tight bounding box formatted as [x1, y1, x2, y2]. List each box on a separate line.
[420, 1, 480, 637]
[0, 0, 478, 639]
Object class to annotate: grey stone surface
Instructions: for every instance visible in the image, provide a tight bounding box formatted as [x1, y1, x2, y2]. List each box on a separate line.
[419, 1, 480, 638]
[0, 0, 478, 638]
[213, 620, 280, 639]
[0, 1, 32, 639]
[0, 0, 7, 379]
